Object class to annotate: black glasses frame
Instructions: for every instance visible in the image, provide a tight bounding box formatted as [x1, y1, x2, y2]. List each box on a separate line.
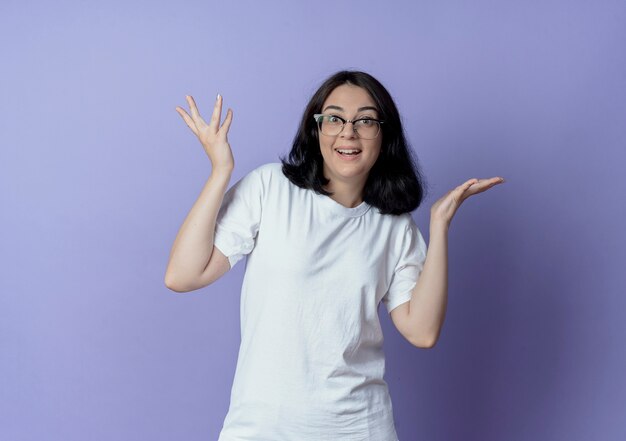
[313, 113, 384, 139]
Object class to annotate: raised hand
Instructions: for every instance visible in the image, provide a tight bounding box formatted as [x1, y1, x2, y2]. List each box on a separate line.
[430, 177, 505, 228]
[175, 94, 235, 172]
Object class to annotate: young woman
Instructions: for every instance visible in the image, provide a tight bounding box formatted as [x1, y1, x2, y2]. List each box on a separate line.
[165, 70, 504, 441]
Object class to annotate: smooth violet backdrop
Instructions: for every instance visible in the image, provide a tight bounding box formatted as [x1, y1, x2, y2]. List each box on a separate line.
[1, 1, 625, 440]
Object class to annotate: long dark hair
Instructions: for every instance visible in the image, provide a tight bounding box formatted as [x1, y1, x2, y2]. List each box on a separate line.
[279, 70, 428, 215]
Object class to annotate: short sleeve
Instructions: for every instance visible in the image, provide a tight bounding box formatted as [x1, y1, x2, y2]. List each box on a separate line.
[213, 168, 264, 269]
[382, 217, 428, 314]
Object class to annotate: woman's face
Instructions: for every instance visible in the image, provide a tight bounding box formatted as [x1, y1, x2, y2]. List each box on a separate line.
[318, 84, 382, 191]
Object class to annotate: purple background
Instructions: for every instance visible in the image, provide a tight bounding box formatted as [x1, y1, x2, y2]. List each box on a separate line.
[2, 1, 625, 440]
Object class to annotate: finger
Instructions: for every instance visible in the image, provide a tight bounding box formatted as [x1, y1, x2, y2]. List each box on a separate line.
[220, 108, 233, 135]
[175, 106, 199, 135]
[186, 95, 202, 122]
[472, 177, 505, 190]
[475, 177, 504, 185]
[458, 178, 479, 193]
[442, 179, 473, 206]
[209, 94, 223, 131]
[463, 177, 505, 198]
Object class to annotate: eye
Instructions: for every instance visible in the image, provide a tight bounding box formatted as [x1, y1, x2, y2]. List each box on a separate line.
[356, 118, 375, 127]
[327, 115, 342, 123]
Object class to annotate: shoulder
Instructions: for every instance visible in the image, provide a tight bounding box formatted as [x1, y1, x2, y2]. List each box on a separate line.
[227, 162, 286, 201]
[401, 212, 419, 234]
[386, 212, 425, 252]
[246, 162, 283, 184]
[377, 211, 416, 236]
[396, 212, 416, 227]
[247, 161, 291, 189]
[251, 161, 283, 176]
[399, 214, 425, 244]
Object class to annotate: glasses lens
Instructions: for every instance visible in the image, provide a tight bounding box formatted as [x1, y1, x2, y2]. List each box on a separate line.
[354, 119, 380, 139]
[320, 115, 343, 136]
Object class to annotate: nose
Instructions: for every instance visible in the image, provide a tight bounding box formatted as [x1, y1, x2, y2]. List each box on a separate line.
[339, 121, 357, 138]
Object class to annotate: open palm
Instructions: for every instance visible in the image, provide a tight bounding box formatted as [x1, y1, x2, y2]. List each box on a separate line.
[175, 94, 235, 171]
[431, 177, 505, 227]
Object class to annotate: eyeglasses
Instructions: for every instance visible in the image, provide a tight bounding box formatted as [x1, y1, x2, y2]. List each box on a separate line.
[313, 113, 384, 140]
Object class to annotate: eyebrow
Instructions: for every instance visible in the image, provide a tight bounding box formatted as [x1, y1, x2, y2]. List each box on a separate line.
[322, 105, 379, 114]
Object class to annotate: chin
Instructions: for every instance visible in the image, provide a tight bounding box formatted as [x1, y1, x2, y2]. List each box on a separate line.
[329, 164, 372, 180]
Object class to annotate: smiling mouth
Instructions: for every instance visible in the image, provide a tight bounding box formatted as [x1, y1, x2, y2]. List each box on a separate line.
[334, 148, 362, 156]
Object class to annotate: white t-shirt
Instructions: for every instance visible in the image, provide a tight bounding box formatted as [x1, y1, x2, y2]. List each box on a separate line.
[214, 162, 427, 441]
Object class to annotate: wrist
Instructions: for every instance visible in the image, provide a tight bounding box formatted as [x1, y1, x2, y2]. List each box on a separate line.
[209, 168, 233, 187]
[429, 219, 449, 235]
[211, 166, 233, 179]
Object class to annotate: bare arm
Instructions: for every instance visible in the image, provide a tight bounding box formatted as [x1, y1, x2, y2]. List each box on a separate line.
[391, 177, 505, 347]
[164, 169, 232, 292]
[164, 94, 235, 292]
[404, 222, 449, 347]
[389, 223, 447, 349]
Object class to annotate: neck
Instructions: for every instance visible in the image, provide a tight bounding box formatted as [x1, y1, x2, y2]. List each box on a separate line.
[323, 179, 365, 208]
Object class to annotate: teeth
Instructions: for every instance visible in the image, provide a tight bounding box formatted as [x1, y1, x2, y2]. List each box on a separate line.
[337, 149, 361, 154]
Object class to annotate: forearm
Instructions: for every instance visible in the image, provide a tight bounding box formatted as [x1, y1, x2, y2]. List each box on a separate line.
[408, 222, 449, 347]
[164, 167, 232, 288]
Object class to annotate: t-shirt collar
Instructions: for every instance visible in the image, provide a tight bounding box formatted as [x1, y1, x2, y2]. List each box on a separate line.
[312, 191, 371, 218]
